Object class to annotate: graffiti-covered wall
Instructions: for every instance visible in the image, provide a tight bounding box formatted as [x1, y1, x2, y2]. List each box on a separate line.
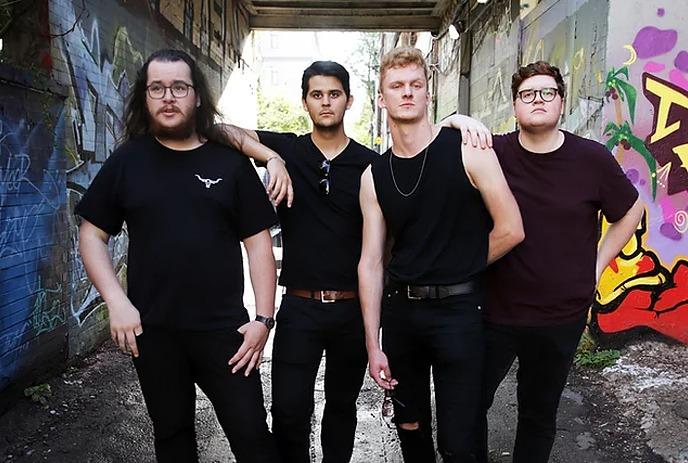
[0, 0, 250, 406]
[432, 0, 688, 344]
[594, 1, 688, 344]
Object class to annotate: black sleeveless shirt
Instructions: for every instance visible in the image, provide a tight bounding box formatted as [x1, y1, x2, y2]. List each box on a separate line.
[371, 128, 491, 285]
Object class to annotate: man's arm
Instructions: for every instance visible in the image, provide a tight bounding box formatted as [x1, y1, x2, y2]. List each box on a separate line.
[216, 123, 293, 207]
[596, 198, 643, 283]
[358, 167, 396, 391]
[463, 145, 525, 263]
[439, 114, 493, 149]
[79, 220, 142, 356]
[228, 229, 276, 376]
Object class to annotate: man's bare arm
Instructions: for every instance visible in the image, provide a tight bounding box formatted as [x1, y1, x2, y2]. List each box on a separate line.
[229, 229, 276, 376]
[216, 123, 293, 207]
[463, 145, 525, 263]
[439, 114, 493, 149]
[596, 198, 643, 283]
[79, 220, 142, 356]
[358, 167, 395, 390]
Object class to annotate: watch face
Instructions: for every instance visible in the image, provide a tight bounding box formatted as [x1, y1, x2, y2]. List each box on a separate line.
[257, 315, 275, 329]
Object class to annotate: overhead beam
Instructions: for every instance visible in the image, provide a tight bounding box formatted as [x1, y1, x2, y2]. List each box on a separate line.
[249, 14, 441, 31]
[251, 0, 435, 6]
[252, 7, 436, 16]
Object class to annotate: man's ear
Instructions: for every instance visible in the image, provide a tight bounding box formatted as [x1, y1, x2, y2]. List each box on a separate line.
[196, 94, 201, 108]
[377, 92, 386, 109]
[302, 98, 308, 112]
[346, 94, 354, 110]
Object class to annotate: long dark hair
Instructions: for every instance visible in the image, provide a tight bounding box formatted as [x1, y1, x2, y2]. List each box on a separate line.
[122, 49, 220, 143]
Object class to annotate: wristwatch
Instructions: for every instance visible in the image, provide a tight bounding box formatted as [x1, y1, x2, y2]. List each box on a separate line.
[255, 315, 275, 330]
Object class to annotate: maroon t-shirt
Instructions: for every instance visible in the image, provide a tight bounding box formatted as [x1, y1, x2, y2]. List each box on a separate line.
[486, 130, 639, 326]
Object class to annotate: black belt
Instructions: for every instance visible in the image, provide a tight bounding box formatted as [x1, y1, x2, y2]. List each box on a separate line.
[388, 280, 478, 300]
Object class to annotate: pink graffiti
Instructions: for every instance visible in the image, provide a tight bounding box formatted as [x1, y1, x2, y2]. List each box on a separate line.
[659, 197, 676, 222]
[657, 8, 665, 17]
[669, 69, 688, 90]
[633, 27, 678, 59]
[644, 61, 666, 73]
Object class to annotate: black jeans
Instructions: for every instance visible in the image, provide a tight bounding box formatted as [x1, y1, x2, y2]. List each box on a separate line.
[382, 289, 485, 463]
[132, 327, 279, 463]
[475, 316, 587, 463]
[271, 295, 367, 463]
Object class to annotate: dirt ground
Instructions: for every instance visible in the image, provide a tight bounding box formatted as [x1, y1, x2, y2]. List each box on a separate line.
[1, 336, 685, 462]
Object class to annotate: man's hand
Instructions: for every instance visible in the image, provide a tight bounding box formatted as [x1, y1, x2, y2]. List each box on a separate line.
[439, 114, 493, 149]
[229, 320, 270, 376]
[109, 299, 143, 357]
[368, 348, 397, 390]
[266, 156, 293, 207]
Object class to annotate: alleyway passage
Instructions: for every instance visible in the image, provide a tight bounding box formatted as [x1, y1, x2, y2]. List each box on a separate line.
[1, 337, 678, 462]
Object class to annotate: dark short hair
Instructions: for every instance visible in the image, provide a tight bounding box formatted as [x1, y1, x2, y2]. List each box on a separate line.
[123, 49, 220, 142]
[301, 61, 350, 99]
[511, 61, 566, 101]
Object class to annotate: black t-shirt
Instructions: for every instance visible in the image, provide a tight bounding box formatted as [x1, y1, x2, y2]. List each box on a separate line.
[371, 128, 491, 285]
[257, 131, 376, 290]
[486, 130, 639, 326]
[75, 136, 278, 330]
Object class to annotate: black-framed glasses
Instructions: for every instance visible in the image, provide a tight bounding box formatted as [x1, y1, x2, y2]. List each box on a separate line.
[146, 82, 194, 99]
[381, 388, 405, 429]
[319, 159, 331, 195]
[517, 87, 559, 103]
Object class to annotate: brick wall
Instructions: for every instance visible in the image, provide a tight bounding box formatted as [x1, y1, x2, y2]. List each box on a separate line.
[0, 0, 250, 409]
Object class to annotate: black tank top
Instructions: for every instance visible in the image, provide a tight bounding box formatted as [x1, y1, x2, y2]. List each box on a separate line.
[371, 128, 491, 285]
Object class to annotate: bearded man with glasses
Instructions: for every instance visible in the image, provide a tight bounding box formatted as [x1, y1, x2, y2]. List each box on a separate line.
[77, 49, 280, 462]
[470, 61, 644, 463]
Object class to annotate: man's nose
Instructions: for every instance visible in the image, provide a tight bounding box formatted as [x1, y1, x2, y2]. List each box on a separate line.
[162, 88, 176, 102]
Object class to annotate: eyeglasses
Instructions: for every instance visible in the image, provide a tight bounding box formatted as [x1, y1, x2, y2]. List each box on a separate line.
[146, 82, 194, 99]
[381, 388, 405, 429]
[319, 159, 331, 195]
[517, 87, 559, 104]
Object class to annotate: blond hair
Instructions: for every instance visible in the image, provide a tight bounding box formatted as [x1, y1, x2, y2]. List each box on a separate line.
[379, 46, 430, 87]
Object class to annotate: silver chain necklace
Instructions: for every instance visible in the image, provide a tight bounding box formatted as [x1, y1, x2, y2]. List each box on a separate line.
[389, 145, 429, 198]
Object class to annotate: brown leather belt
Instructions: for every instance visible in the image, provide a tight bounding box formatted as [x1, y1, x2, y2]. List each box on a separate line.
[286, 288, 358, 304]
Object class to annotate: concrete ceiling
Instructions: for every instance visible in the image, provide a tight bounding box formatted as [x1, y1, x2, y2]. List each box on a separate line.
[244, 0, 454, 32]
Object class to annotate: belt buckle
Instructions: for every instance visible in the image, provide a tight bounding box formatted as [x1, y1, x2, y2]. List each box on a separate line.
[406, 286, 423, 300]
[320, 291, 336, 304]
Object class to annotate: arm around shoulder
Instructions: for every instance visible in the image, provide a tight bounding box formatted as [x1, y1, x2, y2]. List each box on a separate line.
[463, 144, 524, 264]
[215, 123, 293, 207]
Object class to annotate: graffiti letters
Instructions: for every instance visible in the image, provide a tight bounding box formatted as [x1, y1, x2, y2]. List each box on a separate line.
[643, 73, 688, 195]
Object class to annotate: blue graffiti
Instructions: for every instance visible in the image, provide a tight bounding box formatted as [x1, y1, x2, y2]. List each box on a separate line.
[0, 106, 66, 389]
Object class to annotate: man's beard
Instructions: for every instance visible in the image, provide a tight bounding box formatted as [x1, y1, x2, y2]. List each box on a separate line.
[148, 111, 196, 140]
[313, 117, 343, 133]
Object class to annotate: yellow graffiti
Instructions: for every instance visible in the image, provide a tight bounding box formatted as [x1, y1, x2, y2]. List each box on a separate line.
[623, 44, 638, 66]
[573, 48, 585, 70]
[674, 143, 688, 170]
[597, 214, 666, 306]
[645, 75, 688, 143]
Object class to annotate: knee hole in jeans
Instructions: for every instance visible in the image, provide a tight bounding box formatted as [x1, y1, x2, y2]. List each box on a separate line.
[398, 421, 420, 431]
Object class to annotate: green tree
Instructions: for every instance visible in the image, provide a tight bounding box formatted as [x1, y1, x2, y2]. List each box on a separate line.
[256, 92, 310, 134]
[347, 32, 382, 150]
